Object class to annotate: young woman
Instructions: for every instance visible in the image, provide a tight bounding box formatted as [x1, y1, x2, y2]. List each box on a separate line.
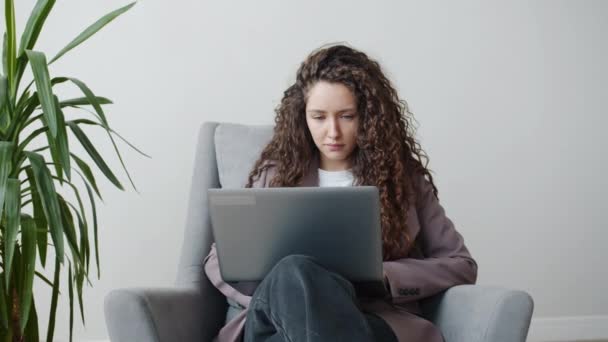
[204, 44, 478, 342]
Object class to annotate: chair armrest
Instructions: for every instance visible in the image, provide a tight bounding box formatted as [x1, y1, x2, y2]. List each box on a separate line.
[421, 285, 534, 342]
[104, 287, 226, 342]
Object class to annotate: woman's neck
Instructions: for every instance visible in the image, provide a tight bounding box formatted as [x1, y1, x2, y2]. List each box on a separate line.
[319, 157, 352, 171]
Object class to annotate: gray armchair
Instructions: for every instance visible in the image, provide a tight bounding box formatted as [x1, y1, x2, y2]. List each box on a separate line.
[104, 122, 534, 342]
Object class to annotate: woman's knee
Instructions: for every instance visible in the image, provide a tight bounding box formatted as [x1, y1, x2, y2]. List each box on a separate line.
[253, 255, 319, 300]
[265, 254, 353, 294]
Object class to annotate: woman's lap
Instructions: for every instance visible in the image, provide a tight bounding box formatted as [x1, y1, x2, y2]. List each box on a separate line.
[243, 254, 398, 342]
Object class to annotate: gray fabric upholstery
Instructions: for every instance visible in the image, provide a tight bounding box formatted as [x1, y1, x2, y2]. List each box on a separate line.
[421, 285, 534, 342]
[104, 122, 534, 341]
[104, 288, 208, 342]
[215, 123, 273, 188]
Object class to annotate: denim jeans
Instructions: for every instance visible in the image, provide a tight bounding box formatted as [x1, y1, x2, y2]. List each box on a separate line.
[244, 255, 398, 342]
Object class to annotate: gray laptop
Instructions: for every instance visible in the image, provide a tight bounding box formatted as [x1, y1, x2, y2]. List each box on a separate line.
[208, 186, 386, 297]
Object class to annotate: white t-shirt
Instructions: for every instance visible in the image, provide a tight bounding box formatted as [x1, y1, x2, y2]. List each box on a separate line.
[318, 168, 354, 187]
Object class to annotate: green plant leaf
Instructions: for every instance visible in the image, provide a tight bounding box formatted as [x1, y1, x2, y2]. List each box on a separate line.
[31, 146, 48, 155]
[68, 78, 108, 125]
[46, 257, 60, 342]
[35, 270, 53, 288]
[20, 214, 38, 332]
[17, 108, 98, 154]
[82, 179, 100, 278]
[25, 167, 48, 267]
[4, 178, 21, 291]
[13, 89, 32, 133]
[68, 115, 150, 159]
[68, 263, 74, 342]
[24, 297, 39, 342]
[68, 78, 140, 191]
[16, 124, 47, 159]
[0, 111, 7, 139]
[52, 177, 89, 270]
[0, 112, 8, 140]
[12, 75, 70, 141]
[0, 275, 7, 330]
[5, 0, 16, 95]
[0, 75, 6, 110]
[0, 89, 8, 139]
[0, 75, 8, 133]
[51, 177, 88, 234]
[109, 127, 151, 158]
[18, 111, 42, 135]
[42, 113, 63, 182]
[59, 96, 112, 108]
[0, 259, 57, 289]
[75, 264, 85, 325]
[15, 0, 56, 90]
[0, 141, 13, 220]
[8, 92, 39, 141]
[67, 121, 124, 190]
[59, 201, 93, 322]
[26, 50, 58, 137]
[44, 96, 71, 181]
[71, 200, 89, 274]
[49, 2, 136, 64]
[71, 153, 102, 201]
[2, 33, 7, 77]
[25, 151, 64, 263]
[18, 0, 56, 57]
[57, 196, 83, 268]
[13, 247, 25, 321]
[15, 76, 66, 124]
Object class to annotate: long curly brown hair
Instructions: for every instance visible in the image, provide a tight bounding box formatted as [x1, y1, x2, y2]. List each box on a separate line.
[245, 44, 439, 260]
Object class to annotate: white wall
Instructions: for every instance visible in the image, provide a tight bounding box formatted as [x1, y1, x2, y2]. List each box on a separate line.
[4, 0, 607, 341]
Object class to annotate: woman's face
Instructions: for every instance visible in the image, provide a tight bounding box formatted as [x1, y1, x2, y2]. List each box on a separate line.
[305, 81, 359, 171]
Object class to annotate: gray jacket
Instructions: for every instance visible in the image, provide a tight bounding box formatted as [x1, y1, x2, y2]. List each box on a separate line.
[204, 157, 478, 342]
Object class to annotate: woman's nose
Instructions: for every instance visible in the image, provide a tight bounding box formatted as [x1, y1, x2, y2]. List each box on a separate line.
[327, 120, 341, 138]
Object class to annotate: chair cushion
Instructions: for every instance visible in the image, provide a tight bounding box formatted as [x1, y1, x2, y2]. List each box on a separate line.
[215, 123, 274, 188]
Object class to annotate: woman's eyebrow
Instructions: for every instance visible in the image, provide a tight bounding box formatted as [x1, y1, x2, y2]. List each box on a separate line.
[307, 108, 356, 114]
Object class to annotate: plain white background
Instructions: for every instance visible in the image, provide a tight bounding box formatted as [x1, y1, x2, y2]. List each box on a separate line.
[3, 1, 607, 341]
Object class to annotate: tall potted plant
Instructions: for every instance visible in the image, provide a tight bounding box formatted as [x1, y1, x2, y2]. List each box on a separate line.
[0, 1, 146, 341]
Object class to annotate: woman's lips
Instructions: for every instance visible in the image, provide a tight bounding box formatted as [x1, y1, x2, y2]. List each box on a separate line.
[326, 144, 345, 151]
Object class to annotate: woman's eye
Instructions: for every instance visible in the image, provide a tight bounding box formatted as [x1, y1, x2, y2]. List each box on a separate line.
[313, 116, 324, 120]
[342, 115, 354, 119]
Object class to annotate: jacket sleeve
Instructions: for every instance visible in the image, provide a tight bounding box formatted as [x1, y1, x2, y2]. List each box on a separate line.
[382, 174, 478, 304]
[204, 243, 252, 308]
[202, 164, 276, 308]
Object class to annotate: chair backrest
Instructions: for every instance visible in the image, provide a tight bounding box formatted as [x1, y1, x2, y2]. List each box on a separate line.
[175, 122, 273, 288]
